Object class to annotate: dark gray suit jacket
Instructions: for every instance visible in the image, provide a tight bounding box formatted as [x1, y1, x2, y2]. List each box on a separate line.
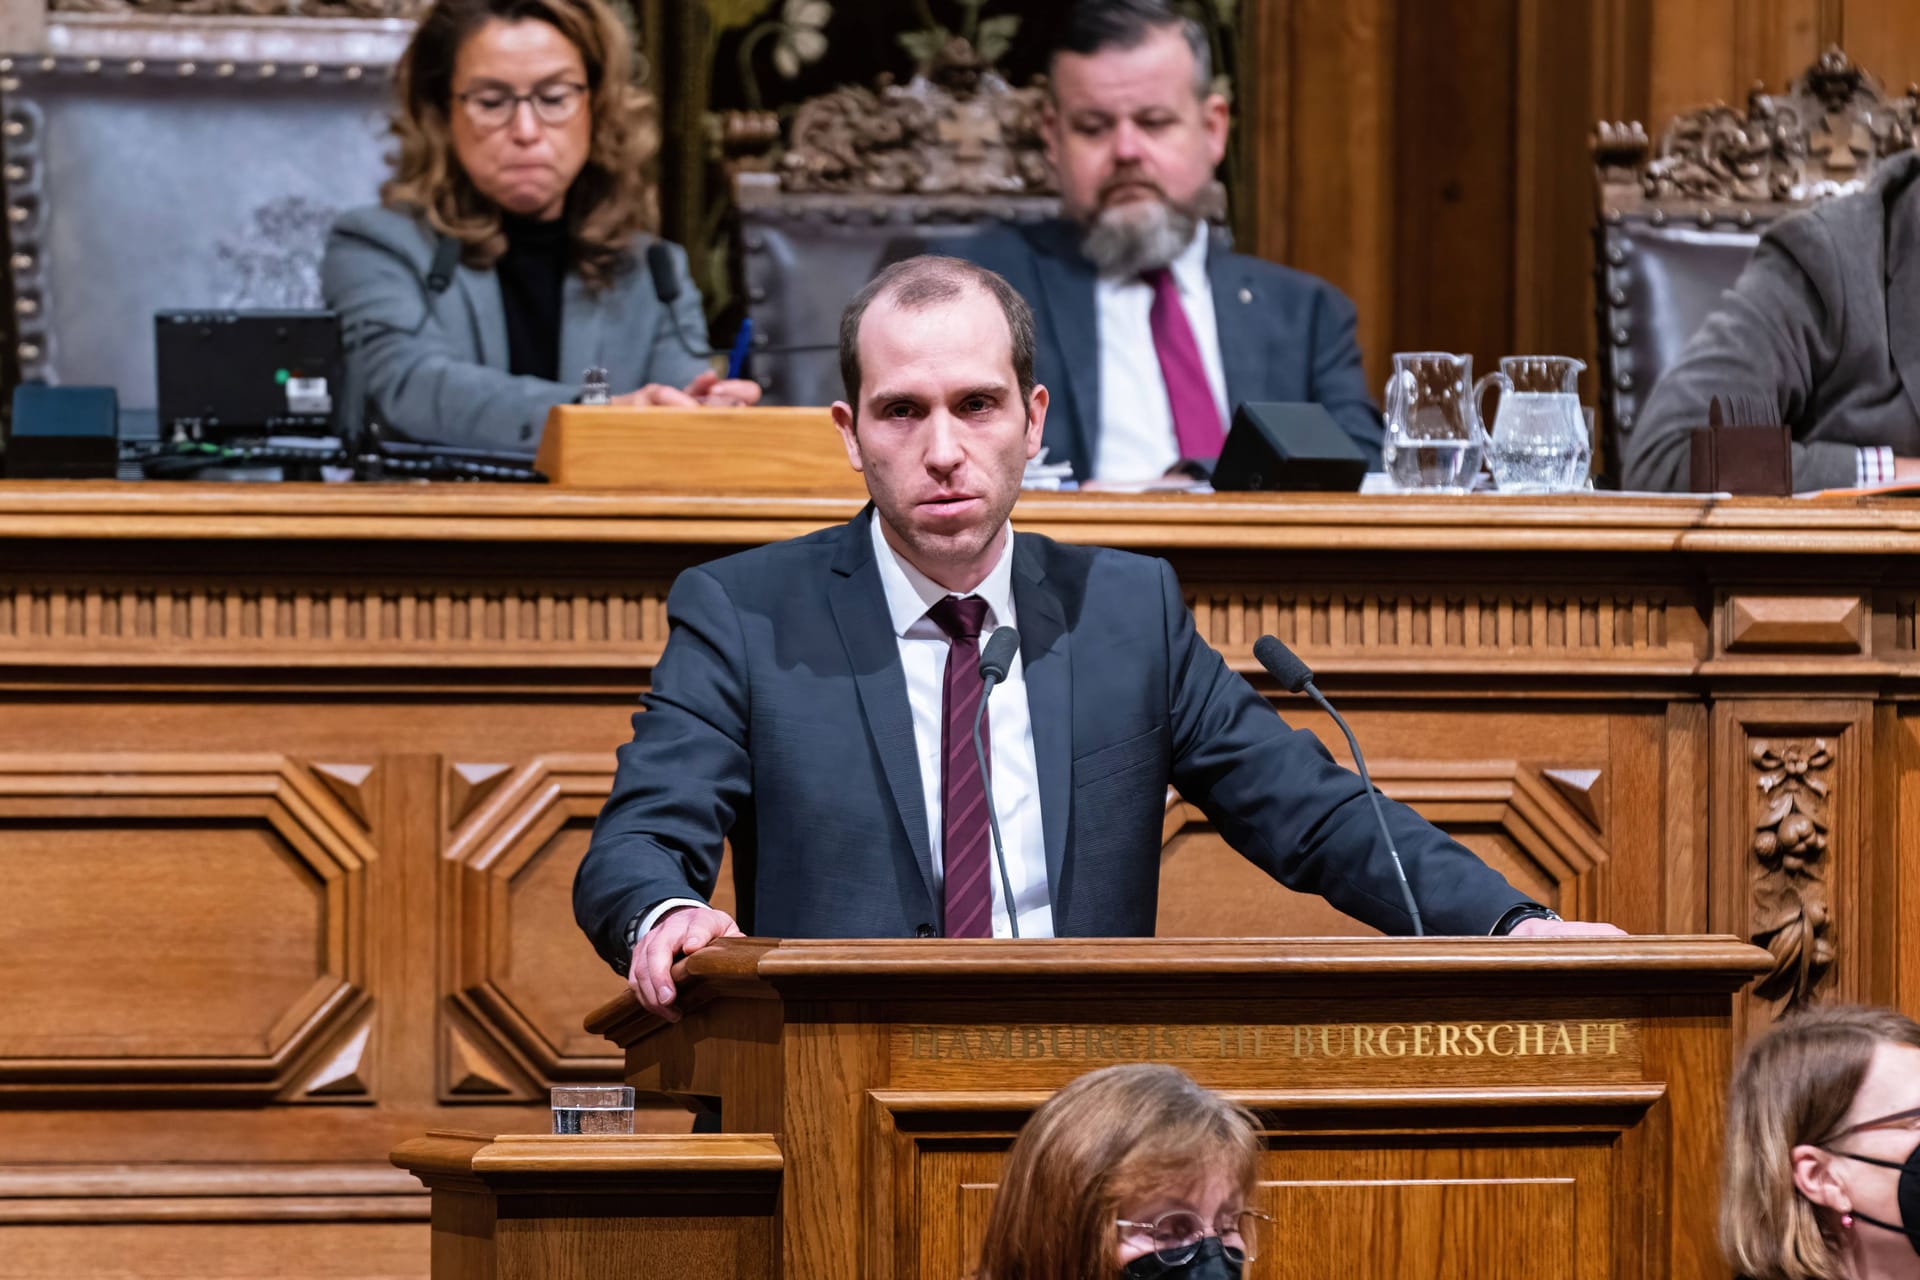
[572, 508, 1528, 967]
[320, 205, 712, 454]
[1624, 151, 1920, 492]
[946, 219, 1382, 480]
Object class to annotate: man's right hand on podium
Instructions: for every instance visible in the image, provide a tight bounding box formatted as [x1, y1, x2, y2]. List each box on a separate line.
[629, 904, 744, 1021]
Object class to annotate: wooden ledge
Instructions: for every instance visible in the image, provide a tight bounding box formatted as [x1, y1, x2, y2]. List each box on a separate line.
[870, 1082, 1667, 1113]
[12, 481, 1920, 554]
[587, 935, 1773, 1044]
[0, 1161, 428, 1224]
[392, 1131, 782, 1191]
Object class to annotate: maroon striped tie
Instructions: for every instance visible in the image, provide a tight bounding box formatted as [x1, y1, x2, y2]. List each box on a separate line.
[1145, 266, 1225, 458]
[928, 595, 994, 938]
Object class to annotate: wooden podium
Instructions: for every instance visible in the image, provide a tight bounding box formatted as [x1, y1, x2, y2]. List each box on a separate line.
[395, 936, 1769, 1280]
[531, 404, 866, 494]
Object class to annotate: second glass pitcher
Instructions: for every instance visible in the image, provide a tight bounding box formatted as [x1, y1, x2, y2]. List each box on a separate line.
[1483, 355, 1590, 493]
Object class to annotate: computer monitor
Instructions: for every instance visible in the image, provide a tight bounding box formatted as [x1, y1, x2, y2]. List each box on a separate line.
[154, 310, 343, 440]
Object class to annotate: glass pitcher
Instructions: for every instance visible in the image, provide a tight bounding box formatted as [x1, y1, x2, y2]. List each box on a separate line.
[1483, 355, 1591, 493]
[1382, 352, 1488, 493]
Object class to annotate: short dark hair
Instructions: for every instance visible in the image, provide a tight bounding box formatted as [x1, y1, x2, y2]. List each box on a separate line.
[1046, 0, 1213, 99]
[837, 256, 1036, 416]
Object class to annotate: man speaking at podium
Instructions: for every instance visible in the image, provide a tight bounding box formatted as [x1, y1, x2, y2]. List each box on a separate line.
[573, 256, 1622, 1019]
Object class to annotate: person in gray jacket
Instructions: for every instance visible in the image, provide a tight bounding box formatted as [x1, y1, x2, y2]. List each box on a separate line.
[321, 0, 757, 455]
[1624, 151, 1920, 493]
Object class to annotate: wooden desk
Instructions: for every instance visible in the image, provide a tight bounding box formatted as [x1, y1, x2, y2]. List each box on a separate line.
[1, 483, 1917, 1277]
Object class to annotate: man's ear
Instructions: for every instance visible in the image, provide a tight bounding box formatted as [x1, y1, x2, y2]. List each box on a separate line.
[1025, 385, 1049, 460]
[831, 401, 865, 473]
[1039, 95, 1062, 172]
[1201, 92, 1230, 166]
[1791, 1144, 1851, 1215]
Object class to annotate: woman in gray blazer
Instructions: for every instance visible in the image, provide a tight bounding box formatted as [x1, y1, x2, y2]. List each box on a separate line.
[321, 0, 757, 454]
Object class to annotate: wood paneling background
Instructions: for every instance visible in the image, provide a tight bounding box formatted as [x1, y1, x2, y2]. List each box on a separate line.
[1244, 0, 1920, 398]
[3, 476, 1918, 1275]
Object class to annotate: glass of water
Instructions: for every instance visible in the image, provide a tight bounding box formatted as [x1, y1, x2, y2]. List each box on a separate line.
[551, 1085, 635, 1135]
[1382, 352, 1487, 493]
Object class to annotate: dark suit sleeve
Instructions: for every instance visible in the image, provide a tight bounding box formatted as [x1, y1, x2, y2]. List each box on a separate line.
[1622, 216, 1855, 493]
[573, 566, 752, 971]
[1156, 561, 1525, 934]
[1304, 282, 1385, 468]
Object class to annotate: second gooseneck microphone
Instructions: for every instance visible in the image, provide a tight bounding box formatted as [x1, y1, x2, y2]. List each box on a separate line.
[973, 626, 1022, 939]
[1252, 635, 1425, 937]
[644, 243, 837, 366]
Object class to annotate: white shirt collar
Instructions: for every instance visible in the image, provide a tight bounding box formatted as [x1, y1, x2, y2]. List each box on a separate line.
[868, 509, 1018, 638]
[1168, 219, 1213, 297]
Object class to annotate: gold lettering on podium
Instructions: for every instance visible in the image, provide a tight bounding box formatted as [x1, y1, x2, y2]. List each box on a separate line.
[899, 1020, 1634, 1062]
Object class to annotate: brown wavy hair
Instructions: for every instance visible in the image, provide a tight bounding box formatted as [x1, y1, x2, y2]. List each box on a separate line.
[975, 1064, 1261, 1280]
[381, 0, 658, 291]
[1721, 1003, 1920, 1280]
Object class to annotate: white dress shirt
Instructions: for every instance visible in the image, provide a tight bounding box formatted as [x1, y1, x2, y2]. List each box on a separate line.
[637, 517, 1055, 943]
[1092, 223, 1232, 481]
[869, 515, 1053, 938]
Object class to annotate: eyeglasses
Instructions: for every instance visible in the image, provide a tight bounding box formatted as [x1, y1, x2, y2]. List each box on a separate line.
[454, 81, 588, 131]
[1115, 1208, 1270, 1265]
[1823, 1104, 1920, 1143]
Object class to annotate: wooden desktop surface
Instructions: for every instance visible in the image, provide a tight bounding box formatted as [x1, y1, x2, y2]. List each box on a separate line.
[1, 483, 1916, 1277]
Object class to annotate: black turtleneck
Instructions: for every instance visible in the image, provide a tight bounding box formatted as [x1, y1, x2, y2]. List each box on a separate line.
[496, 213, 568, 382]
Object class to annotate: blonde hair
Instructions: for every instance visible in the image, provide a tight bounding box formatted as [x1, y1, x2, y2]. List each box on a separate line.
[975, 1064, 1260, 1280]
[381, 0, 659, 292]
[1721, 1004, 1920, 1280]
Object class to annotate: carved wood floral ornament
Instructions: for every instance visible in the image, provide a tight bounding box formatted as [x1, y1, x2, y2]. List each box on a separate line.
[1595, 46, 1920, 213]
[1749, 739, 1834, 1010]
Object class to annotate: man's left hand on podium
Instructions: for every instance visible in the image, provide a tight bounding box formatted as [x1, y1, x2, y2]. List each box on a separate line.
[1507, 918, 1629, 938]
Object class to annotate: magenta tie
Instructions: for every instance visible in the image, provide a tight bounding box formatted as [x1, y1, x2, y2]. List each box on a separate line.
[927, 595, 994, 938]
[1144, 266, 1225, 459]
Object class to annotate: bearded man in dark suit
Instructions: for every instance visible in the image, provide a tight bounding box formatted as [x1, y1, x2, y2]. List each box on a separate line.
[947, 0, 1381, 482]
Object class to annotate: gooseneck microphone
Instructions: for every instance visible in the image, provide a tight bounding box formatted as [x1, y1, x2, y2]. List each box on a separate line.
[644, 243, 837, 365]
[973, 626, 1023, 939]
[1252, 635, 1425, 937]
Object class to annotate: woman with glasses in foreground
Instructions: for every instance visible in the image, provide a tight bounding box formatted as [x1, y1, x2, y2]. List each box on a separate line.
[976, 1063, 1269, 1280]
[323, 0, 757, 455]
[1723, 1004, 1920, 1280]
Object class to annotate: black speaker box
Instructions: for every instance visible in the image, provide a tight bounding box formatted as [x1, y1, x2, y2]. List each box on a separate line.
[1210, 402, 1368, 492]
[6, 384, 119, 479]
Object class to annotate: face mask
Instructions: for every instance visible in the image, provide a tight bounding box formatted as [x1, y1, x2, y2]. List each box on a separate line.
[1119, 1236, 1244, 1280]
[1826, 1140, 1920, 1257]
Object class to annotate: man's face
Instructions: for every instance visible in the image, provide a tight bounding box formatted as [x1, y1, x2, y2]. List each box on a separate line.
[1044, 25, 1229, 242]
[831, 288, 1047, 591]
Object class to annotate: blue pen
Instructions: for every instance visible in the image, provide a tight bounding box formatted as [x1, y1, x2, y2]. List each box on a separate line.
[726, 316, 754, 380]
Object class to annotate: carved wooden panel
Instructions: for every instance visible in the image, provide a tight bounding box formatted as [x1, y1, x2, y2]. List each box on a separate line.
[1748, 738, 1837, 1009]
[0, 576, 1715, 676]
[1186, 585, 1705, 672]
[0, 756, 371, 1094]
[1158, 761, 1610, 938]
[1596, 47, 1920, 216]
[443, 756, 628, 1094]
[1712, 703, 1872, 1020]
[1723, 593, 1866, 652]
[0, 578, 671, 668]
[905, 1130, 1615, 1280]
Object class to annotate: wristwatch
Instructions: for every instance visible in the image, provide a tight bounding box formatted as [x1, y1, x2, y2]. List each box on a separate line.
[1492, 904, 1562, 935]
[613, 911, 646, 977]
